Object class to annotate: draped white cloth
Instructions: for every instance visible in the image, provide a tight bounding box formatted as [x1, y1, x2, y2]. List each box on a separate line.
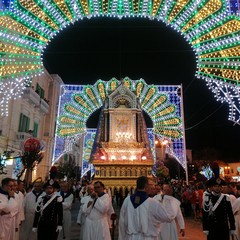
[16, 191, 25, 225]
[19, 191, 44, 240]
[0, 193, 19, 240]
[82, 193, 112, 240]
[58, 193, 73, 240]
[77, 195, 94, 240]
[77, 195, 92, 225]
[153, 194, 185, 240]
[119, 195, 179, 240]
[15, 191, 25, 240]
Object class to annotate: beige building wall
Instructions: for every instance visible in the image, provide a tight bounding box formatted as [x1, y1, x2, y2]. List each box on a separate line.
[34, 72, 64, 181]
[0, 68, 63, 182]
[219, 162, 240, 181]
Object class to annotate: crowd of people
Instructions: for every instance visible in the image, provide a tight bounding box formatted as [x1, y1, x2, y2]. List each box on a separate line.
[0, 178, 71, 240]
[0, 175, 240, 240]
[0, 177, 115, 240]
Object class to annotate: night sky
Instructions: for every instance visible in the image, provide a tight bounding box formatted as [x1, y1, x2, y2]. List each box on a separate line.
[43, 17, 240, 161]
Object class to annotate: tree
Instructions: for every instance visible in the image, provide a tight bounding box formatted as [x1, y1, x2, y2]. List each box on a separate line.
[57, 156, 77, 180]
[0, 150, 17, 175]
[0, 151, 12, 175]
[156, 161, 170, 183]
[18, 151, 43, 181]
[0, 157, 6, 175]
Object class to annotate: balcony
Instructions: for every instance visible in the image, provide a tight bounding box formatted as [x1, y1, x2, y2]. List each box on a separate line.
[15, 132, 33, 149]
[22, 87, 41, 106]
[22, 87, 50, 114]
[40, 98, 49, 114]
[16, 132, 32, 141]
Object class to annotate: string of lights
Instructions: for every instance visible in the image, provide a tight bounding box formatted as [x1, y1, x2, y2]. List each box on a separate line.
[53, 78, 186, 170]
[0, 0, 239, 124]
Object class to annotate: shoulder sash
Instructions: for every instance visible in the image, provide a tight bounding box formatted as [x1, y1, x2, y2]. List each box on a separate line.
[211, 194, 224, 212]
[41, 192, 58, 212]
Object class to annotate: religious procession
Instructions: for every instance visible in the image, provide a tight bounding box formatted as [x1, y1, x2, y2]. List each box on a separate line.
[0, 170, 240, 240]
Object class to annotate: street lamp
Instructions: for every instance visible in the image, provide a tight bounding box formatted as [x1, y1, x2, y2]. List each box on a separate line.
[224, 166, 230, 175]
[155, 139, 169, 161]
[18, 137, 44, 187]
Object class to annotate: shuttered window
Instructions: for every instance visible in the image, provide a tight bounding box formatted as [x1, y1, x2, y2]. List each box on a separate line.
[33, 122, 38, 137]
[18, 113, 30, 132]
[36, 83, 45, 98]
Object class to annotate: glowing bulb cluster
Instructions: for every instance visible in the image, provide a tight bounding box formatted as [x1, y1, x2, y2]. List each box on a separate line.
[0, 0, 239, 124]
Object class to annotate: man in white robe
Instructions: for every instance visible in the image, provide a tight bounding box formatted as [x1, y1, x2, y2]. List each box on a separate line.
[222, 185, 237, 206]
[119, 176, 179, 240]
[154, 184, 185, 240]
[79, 180, 89, 199]
[58, 182, 73, 240]
[20, 182, 43, 240]
[77, 184, 94, 226]
[0, 177, 19, 240]
[13, 180, 25, 240]
[77, 184, 95, 240]
[82, 181, 111, 240]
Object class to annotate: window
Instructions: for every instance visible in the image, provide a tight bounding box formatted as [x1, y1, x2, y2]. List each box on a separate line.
[36, 83, 45, 98]
[33, 122, 38, 138]
[18, 113, 30, 132]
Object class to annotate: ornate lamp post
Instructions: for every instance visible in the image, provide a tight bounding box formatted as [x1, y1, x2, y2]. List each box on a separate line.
[18, 137, 43, 187]
[155, 139, 169, 161]
[155, 139, 170, 184]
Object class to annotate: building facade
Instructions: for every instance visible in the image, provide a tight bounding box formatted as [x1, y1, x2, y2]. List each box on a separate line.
[0, 68, 63, 182]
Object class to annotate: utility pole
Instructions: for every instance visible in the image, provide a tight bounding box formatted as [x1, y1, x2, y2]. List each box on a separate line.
[180, 84, 189, 185]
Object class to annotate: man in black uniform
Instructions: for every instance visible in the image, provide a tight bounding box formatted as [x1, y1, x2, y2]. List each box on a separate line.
[202, 177, 236, 240]
[32, 179, 63, 240]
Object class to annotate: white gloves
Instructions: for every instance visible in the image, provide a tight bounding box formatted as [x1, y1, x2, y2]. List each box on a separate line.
[33, 226, 62, 232]
[203, 230, 234, 236]
[56, 226, 62, 232]
[203, 231, 209, 235]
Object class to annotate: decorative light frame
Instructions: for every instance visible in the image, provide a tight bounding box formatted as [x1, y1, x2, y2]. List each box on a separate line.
[0, 0, 239, 123]
[53, 78, 187, 171]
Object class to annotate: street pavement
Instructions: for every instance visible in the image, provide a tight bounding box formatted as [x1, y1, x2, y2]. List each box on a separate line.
[70, 199, 205, 240]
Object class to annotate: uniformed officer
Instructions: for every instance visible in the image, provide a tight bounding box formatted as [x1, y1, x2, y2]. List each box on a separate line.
[32, 179, 63, 240]
[202, 177, 236, 240]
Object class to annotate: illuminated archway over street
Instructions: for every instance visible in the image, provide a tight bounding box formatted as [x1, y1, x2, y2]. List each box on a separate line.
[0, 0, 239, 123]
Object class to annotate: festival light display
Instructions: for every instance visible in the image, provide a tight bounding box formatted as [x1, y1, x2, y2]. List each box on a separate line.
[80, 129, 95, 177]
[0, 0, 239, 123]
[53, 78, 186, 171]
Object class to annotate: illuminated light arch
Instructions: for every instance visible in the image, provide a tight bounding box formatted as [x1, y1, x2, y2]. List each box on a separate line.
[0, 0, 239, 123]
[53, 77, 186, 173]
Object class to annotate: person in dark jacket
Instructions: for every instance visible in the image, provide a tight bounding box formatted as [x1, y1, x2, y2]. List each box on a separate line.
[202, 177, 235, 240]
[32, 179, 63, 240]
